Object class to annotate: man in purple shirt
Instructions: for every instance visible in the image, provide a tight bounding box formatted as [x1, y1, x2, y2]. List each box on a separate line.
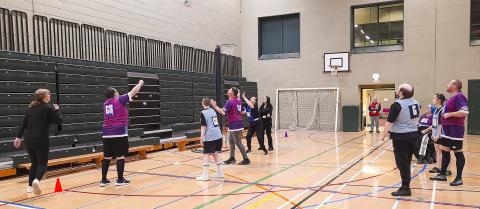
[430, 80, 469, 186]
[211, 87, 250, 165]
[100, 80, 144, 187]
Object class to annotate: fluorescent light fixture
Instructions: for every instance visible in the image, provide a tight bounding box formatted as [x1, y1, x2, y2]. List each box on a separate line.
[354, 24, 358, 28]
[360, 30, 365, 34]
[370, 40, 374, 43]
[365, 35, 370, 40]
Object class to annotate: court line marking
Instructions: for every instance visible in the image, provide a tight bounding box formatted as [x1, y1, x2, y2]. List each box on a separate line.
[191, 134, 367, 209]
[284, 139, 387, 209]
[0, 201, 43, 209]
[302, 164, 425, 208]
[242, 146, 362, 209]
[0, 156, 202, 207]
[391, 163, 417, 209]
[313, 145, 391, 209]
[153, 182, 224, 209]
[429, 181, 437, 209]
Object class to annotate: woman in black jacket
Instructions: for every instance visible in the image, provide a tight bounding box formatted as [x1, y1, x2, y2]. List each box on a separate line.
[259, 96, 274, 150]
[14, 89, 62, 195]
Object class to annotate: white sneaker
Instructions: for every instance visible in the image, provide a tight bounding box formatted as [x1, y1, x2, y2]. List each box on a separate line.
[196, 175, 209, 181]
[27, 186, 33, 193]
[211, 173, 224, 179]
[32, 179, 41, 195]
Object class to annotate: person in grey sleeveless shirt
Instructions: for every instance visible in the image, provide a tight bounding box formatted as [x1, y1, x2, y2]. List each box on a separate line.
[196, 98, 224, 181]
[380, 83, 420, 197]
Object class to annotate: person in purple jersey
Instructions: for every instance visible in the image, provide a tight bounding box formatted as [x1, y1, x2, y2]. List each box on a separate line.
[430, 80, 469, 186]
[100, 80, 144, 187]
[211, 87, 250, 165]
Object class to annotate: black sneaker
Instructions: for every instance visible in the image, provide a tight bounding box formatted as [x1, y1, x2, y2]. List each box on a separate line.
[430, 174, 447, 181]
[446, 170, 452, 176]
[238, 158, 250, 165]
[224, 158, 236, 164]
[100, 179, 111, 187]
[376, 130, 380, 133]
[369, 130, 373, 133]
[268, 147, 274, 151]
[417, 158, 427, 164]
[391, 187, 411, 196]
[116, 178, 130, 186]
[257, 148, 262, 150]
[429, 167, 440, 173]
[450, 179, 463, 186]
[262, 148, 268, 155]
[246, 149, 252, 153]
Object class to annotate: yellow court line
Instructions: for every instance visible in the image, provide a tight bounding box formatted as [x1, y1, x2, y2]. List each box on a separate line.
[247, 147, 361, 209]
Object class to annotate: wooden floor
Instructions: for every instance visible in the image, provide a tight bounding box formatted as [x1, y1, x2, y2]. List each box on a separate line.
[1, 131, 480, 209]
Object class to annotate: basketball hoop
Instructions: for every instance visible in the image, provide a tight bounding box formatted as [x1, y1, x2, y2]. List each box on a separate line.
[329, 65, 340, 76]
[219, 44, 237, 56]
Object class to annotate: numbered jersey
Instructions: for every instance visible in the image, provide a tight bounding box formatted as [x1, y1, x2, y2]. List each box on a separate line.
[223, 98, 244, 131]
[102, 94, 130, 138]
[390, 98, 421, 134]
[200, 108, 223, 141]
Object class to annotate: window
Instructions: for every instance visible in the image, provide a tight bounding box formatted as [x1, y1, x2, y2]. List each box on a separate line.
[352, 1, 404, 53]
[472, 0, 480, 45]
[258, 13, 300, 59]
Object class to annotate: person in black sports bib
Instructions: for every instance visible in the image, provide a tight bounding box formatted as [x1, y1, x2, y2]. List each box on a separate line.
[242, 92, 268, 155]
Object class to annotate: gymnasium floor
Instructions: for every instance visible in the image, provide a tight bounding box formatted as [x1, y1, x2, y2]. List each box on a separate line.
[1, 131, 480, 209]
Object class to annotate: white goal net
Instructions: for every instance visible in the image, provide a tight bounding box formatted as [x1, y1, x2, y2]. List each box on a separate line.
[275, 88, 340, 132]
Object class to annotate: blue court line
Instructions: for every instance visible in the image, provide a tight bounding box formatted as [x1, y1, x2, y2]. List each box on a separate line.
[301, 164, 427, 208]
[0, 200, 44, 209]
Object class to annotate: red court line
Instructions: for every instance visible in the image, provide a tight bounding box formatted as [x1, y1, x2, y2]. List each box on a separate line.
[0, 156, 202, 208]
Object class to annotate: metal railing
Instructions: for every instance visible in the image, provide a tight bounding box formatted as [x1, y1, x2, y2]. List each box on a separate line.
[0, 6, 241, 77]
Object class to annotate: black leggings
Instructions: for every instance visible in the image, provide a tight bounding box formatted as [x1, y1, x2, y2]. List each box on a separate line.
[26, 143, 49, 186]
[263, 121, 273, 149]
[246, 121, 266, 150]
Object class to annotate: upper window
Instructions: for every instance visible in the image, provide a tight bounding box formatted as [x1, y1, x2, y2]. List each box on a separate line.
[258, 13, 300, 60]
[472, 0, 480, 45]
[352, 1, 404, 53]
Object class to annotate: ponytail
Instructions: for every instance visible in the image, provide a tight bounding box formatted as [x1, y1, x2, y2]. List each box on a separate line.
[29, 89, 51, 108]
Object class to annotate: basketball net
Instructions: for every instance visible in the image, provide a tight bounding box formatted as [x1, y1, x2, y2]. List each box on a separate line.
[220, 44, 237, 56]
[329, 65, 340, 76]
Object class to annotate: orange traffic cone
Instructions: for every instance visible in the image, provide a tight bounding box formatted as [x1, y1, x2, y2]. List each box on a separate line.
[54, 178, 63, 193]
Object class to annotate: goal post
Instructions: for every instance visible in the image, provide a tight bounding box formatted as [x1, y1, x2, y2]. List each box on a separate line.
[275, 88, 340, 132]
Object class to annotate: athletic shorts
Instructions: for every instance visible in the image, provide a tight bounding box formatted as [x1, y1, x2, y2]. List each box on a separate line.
[103, 137, 129, 158]
[203, 138, 223, 154]
[434, 137, 445, 145]
[441, 138, 463, 151]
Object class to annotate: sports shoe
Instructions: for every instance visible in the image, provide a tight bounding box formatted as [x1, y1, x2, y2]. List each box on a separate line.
[430, 174, 447, 181]
[257, 148, 262, 150]
[268, 147, 274, 151]
[211, 173, 224, 179]
[27, 186, 33, 193]
[446, 170, 452, 176]
[100, 179, 111, 187]
[376, 130, 380, 133]
[238, 158, 250, 165]
[262, 148, 268, 155]
[429, 167, 440, 173]
[391, 187, 411, 196]
[32, 179, 41, 195]
[116, 178, 131, 186]
[246, 149, 252, 153]
[450, 179, 463, 186]
[224, 158, 236, 165]
[196, 175, 209, 181]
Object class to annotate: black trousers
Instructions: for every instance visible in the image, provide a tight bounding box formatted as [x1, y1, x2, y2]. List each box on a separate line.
[263, 121, 273, 149]
[26, 143, 49, 186]
[246, 120, 266, 150]
[392, 138, 416, 188]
